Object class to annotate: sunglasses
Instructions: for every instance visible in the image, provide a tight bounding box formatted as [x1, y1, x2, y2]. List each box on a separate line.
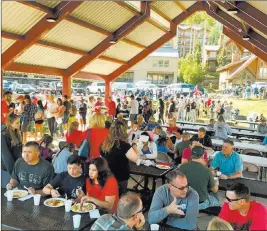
[225, 196, 244, 202]
[169, 183, 189, 191]
[132, 207, 145, 217]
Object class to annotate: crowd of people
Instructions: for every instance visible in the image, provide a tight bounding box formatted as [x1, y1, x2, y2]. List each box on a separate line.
[1, 89, 267, 230]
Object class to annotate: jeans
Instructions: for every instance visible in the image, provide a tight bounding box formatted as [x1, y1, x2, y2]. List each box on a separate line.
[47, 117, 56, 137]
[190, 109, 196, 122]
[199, 192, 220, 210]
[118, 180, 128, 196]
[1, 170, 11, 188]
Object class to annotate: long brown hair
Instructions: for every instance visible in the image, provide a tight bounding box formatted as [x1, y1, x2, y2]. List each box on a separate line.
[6, 114, 22, 146]
[101, 120, 128, 153]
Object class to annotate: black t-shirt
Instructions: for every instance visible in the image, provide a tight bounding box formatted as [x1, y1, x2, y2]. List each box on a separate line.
[186, 103, 191, 112]
[49, 172, 86, 199]
[63, 101, 71, 116]
[101, 141, 131, 182]
[11, 158, 55, 189]
[79, 103, 87, 115]
[191, 102, 197, 110]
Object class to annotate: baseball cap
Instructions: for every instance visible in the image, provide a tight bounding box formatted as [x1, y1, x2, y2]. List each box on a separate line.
[191, 146, 205, 159]
[159, 131, 167, 139]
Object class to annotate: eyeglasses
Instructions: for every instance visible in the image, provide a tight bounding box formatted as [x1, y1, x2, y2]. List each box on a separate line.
[132, 207, 145, 217]
[169, 183, 189, 191]
[225, 196, 244, 202]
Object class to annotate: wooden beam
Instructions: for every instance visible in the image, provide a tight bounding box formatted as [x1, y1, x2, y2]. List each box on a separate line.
[19, 1, 53, 14]
[37, 40, 88, 56]
[215, 1, 267, 36]
[173, 1, 188, 13]
[65, 16, 112, 37]
[204, 2, 267, 54]
[64, 2, 151, 78]
[98, 56, 127, 65]
[6, 63, 65, 76]
[2, 2, 82, 70]
[223, 27, 267, 63]
[150, 5, 172, 22]
[2, 31, 24, 41]
[72, 71, 106, 81]
[122, 38, 147, 50]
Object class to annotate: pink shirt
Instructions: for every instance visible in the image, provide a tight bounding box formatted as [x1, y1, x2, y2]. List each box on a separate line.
[182, 147, 208, 161]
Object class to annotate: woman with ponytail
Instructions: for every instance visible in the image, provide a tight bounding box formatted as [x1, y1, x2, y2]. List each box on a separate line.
[1, 114, 22, 187]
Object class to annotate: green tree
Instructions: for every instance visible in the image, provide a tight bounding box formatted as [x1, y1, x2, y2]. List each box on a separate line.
[217, 47, 228, 67]
[194, 40, 202, 64]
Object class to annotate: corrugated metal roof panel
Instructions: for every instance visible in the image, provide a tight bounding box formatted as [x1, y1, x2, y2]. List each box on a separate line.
[152, 1, 182, 20]
[41, 20, 107, 52]
[2, 38, 16, 53]
[102, 41, 143, 61]
[36, 0, 60, 8]
[125, 21, 166, 47]
[71, 1, 135, 32]
[151, 10, 170, 30]
[14, 45, 82, 69]
[248, 1, 267, 15]
[125, 1, 141, 12]
[82, 59, 122, 75]
[2, 1, 46, 35]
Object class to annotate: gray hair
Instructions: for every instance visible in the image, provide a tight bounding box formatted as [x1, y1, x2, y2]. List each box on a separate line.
[117, 193, 141, 219]
[166, 169, 185, 183]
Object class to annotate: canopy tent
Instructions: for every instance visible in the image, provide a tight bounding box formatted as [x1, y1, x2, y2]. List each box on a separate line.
[2, 1, 267, 100]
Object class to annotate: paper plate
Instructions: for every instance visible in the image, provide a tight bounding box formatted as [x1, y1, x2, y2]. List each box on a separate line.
[4, 190, 28, 198]
[71, 203, 96, 213]
[155, 164, 171, 169]
[44, 198, 65, 207]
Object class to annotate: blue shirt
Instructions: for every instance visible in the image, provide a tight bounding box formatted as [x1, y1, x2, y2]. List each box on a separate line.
[52, 148, 72, 174]
[147, 123, 160, 131]
[211, 151, 243, 176]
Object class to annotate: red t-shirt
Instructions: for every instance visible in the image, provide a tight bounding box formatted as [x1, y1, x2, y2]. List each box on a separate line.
[108, 101, 116, 116]
[94, 102, 102, 113]
[167, 126, 178, 133]
[66, 129, 87, 147]
[86, 176, 119, 213]
[1, 100, 9, 123]
[182, 147, 208, 161]
[219, 201, 267, 231]
[89, 128, 109, 159]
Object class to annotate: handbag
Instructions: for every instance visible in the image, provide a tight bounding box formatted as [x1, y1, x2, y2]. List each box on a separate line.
[78, 129, 90, 159]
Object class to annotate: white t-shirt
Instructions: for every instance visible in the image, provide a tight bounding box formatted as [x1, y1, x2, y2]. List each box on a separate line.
[47, 102, 58, 118]
[130, 99, 139, 115]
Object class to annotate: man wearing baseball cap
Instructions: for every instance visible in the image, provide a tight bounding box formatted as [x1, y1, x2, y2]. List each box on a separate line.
[179, 146, 220, 210]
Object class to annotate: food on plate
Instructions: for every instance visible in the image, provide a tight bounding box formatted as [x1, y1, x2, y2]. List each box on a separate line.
[72, 203, 94, 212]
[46, 199, 65, 207]
[155, 164, 170, 169]
[13, 191, 27, 198]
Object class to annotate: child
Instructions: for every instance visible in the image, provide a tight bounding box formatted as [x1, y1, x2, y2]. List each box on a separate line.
[207, 118, 215, 130]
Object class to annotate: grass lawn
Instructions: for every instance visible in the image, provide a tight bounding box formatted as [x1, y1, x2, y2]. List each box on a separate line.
[229, 98, 267, 117]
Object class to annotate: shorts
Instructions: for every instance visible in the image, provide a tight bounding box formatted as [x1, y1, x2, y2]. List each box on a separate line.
[63, 114, 70, 124]
[129, 114, 137, 122]
[21, 120, 33, 132]
[35, 120, 44, 125]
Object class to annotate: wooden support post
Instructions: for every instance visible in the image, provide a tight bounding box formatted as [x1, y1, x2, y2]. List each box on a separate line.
[104, 79, 111, 106]
[62, 76, 71, 97]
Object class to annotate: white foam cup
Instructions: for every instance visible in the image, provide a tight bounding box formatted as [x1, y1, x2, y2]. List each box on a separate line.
[33, 194, 41, 205]
[216, 171, 222, 177]
[65, 199, 72, 212]
[7, 190, 14, 202]
[73, 214, 81, 229]
[150, 224, 160, 231]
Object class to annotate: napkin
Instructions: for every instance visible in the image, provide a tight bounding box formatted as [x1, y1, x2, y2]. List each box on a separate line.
[19, 195, 33, 201]
[89, 209, 100, 219]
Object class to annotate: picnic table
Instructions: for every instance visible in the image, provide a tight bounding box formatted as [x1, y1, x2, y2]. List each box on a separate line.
[219, 178, 267, 198]
[212, 139, 267, 153]
[1, 191, 97, 230]
[129, 162, 172, 193]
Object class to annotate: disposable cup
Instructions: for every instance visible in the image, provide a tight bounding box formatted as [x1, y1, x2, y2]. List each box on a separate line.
[216, 171, 222, 177]
[214, 177, 218, 181]
[73, 214, 81, 229]
[7, 190, 14, 202]
[65, 199, 72, 212]
[150, 224, 160, 231]
[33, 194, 41, 205]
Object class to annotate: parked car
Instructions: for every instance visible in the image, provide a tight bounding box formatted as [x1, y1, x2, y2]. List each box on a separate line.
[112, 82, 137, 95]
[86, 82, 105, 95]
[135, 81, 151, 88]
[164, 83, 194, 96]
[137, 83, 159, 94]
[252, 82, 267, 89]
[3, 80, 13, 91]
[14, 84, 38, 94]
[72, 83, 86, 96]
[37, 81, 62, 95]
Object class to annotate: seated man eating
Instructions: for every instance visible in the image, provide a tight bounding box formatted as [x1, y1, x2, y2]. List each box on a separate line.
[43, 155, 85, 200]
[6, 141, 55, 195]
[210, 139, 243, 180]
[148, 169, 199, 231]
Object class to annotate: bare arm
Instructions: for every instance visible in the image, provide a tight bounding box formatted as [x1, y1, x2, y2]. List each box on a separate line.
[126, 147, 139, 163]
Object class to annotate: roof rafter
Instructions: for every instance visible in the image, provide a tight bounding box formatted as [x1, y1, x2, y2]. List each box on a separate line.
[2, 1, 83, 70]
[72, 71, 106, 80]
[19, 1, 53, 14]
[122, 38, 147, 49]
[2, 31, 24, 41]
[64, 1, 151, 78]
[215, 1, 267, 35]
[108, 2, 202, 81]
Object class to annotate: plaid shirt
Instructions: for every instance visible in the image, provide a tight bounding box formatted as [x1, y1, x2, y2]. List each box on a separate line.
[91, 214, 132, 231]
[22, 103, 37, 122]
